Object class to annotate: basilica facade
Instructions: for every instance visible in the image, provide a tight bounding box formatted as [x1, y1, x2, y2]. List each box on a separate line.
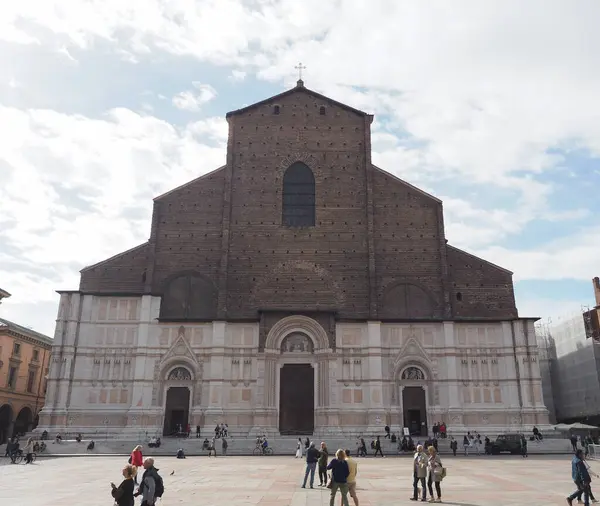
[39, 80, 549, 437]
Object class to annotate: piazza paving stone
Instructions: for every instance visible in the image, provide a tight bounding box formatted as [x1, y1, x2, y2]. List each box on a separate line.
[0, 454, 592, 505]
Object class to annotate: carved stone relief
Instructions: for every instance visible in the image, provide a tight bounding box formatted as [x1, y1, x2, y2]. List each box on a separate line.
[402, 367, 425, 380]
[281, 332, 314, 353]
[168, 367, 192, 381]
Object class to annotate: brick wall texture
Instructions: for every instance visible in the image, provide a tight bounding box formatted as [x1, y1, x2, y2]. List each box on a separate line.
[79, 83, 518, 321]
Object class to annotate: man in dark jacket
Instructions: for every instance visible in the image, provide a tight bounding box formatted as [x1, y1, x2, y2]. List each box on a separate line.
[318, 442, 329, 486]
[136, 458, 163, 506]
[567, 449, 591, 506]
[301, 442, 320, 488]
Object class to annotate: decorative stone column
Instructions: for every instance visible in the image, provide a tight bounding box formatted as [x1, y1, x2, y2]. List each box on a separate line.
[40, 292, 81, 429]
[442, 321, 465, 431]
[502, 321, 523, 410]
[365, 321, 386, 433]
[126, 295, 161, 436]
[316, 350, 340, 434]
[203, 321, 226, 432]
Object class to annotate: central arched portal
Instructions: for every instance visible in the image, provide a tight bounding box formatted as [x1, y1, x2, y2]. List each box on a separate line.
[278, 332, 315, 435]
[265, 315, 331, 436]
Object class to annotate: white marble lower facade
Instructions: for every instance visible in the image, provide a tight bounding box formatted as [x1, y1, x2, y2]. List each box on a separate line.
[38, 293, 550, 437]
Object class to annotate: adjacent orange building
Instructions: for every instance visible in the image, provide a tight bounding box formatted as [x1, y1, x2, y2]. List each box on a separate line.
[0, 317, 52, 444]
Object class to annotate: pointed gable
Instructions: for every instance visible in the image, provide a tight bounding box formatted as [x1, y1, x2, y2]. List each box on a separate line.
[391, 331, 433, 379]
[160, 325, 201, 374]
[226, 81, 371, 119]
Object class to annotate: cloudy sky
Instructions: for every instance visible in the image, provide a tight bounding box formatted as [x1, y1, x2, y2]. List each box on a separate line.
[1, 0, 599, 337]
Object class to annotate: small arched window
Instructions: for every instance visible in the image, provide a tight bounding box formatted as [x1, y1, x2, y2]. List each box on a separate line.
[319, 106, 326, 115]
[273, 105, 280, 115]
[282, 162, 315, 227]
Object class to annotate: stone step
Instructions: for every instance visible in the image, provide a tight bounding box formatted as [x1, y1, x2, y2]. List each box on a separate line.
[1, 434, 574, 457]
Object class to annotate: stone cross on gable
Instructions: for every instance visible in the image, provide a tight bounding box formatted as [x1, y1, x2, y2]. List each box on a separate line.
[295, 62, 306, 81]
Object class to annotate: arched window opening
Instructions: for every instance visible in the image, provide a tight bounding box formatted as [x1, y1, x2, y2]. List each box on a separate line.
[456, 292, 463, 302]
[282, 162, 315, 227]
[274, 105, 280, 115]
[319, 106, 326, 115]
[160, 273, 216, 320]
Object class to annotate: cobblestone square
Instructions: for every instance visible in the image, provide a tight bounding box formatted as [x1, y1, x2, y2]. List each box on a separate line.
[0, 454, 589, 505]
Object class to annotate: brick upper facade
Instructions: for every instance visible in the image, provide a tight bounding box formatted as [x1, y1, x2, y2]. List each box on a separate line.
[79, 81, 518, 321]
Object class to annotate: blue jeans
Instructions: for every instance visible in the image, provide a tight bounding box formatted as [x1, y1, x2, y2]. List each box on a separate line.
[302, 462, 317, 487]
[569, 481, 590, 506]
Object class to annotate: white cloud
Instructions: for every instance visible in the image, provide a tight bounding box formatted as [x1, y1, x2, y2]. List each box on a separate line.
[229, 70, 246, 82]
[476, 226, 600, 282]
[1, 0, 600, 331]
[0, 106, 227, 319]
[516, 296, 586, 321]
[4, 2, 600, 182]
[172, 83, 217, 111]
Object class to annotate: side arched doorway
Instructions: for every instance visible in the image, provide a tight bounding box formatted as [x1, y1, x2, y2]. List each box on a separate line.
[0, 404, 12, 444]
[399, 366, 429, 437]
[162, 366, 193, 436]
[14, 407, 33, 436]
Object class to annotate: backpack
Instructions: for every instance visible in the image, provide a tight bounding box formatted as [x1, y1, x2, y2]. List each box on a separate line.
[142, 468, 165, 498]
[154, 471, 165, 498]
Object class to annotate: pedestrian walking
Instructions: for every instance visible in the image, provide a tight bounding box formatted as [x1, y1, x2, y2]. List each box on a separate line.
[427, 446, 444, 503]
[327, 449, 350, 506]
[374, 436, 384, 457]
[301, 442, 320, 488]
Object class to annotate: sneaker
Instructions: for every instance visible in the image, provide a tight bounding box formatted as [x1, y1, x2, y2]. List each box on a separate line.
[428, 499, 436, 503]
[567, 498, 573, 506]
[410, 499, 417, 502]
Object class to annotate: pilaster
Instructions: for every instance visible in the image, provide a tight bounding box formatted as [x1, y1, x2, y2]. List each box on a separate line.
[203, 321, 226, 425]
[365, 321, 385, 432]
[503, 321, 523, 410]
[443, 321, 461, 410]
[127, 295, 155, 419]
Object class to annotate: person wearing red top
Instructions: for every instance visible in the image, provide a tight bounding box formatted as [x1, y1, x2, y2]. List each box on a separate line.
[130, 445, 144, 485]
